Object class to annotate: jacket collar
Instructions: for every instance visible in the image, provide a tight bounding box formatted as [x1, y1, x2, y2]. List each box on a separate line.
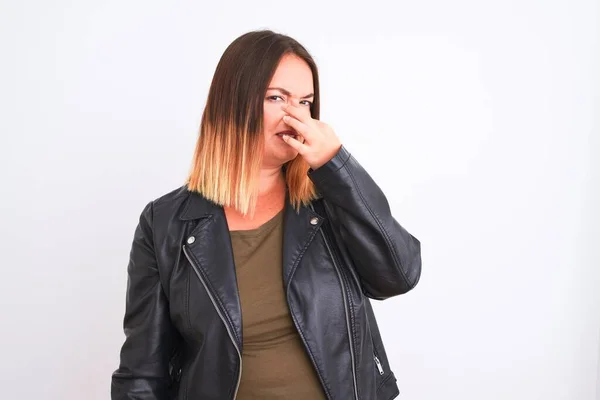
[178, 187, 219, 221]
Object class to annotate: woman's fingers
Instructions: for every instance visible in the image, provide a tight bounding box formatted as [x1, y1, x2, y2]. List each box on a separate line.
[282, 104, 315, 141]
[281, 132, 309, 153]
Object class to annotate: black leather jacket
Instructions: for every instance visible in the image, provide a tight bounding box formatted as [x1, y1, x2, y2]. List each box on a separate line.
[111, 145, 422, 400]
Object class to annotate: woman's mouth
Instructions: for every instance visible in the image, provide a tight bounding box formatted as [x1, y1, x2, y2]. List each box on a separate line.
[276, 130, 298, 140]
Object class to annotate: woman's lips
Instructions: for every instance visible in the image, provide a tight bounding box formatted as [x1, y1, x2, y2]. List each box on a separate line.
[276, 130, 298, 139]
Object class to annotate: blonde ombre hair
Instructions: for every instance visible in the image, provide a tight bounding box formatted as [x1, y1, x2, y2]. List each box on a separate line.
[184, 30, 321, 217]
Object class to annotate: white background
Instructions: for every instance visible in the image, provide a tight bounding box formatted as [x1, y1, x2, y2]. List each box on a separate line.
[1, 0, 598, 399]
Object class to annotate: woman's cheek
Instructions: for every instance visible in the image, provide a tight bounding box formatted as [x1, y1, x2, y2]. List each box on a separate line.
[263, 104, 281, 123]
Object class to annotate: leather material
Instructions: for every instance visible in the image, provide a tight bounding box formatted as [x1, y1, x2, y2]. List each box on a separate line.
[111, 145, 422, 400]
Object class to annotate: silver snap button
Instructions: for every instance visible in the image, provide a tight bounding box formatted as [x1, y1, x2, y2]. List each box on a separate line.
[187, 236, 196, 244]
[310, 217, 319, 225]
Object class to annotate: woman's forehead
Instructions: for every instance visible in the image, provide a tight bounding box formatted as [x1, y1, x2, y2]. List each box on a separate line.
[268, 55, 314, 96]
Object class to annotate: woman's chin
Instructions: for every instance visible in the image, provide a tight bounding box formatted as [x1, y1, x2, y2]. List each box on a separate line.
[264, 146, 298, 167]
[278, 149, 299, 164]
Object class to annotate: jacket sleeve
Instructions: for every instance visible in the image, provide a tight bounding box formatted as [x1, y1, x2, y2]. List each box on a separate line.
[111, 201, 179, 399]
[308, 145, 422, 300]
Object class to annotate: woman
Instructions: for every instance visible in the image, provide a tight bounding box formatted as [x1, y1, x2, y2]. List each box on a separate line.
[111, 29, 421, 400]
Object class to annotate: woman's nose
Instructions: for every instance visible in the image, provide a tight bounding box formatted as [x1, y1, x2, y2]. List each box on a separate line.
[280, 100, 310, 114]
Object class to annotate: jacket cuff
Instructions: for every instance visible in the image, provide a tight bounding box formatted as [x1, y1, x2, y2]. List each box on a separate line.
[307, 145, 351, 186]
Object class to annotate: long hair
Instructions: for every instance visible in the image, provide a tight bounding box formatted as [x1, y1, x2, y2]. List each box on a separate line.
[184, 30, 321, 217]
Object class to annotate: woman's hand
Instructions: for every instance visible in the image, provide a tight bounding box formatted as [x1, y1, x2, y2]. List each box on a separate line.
[280, 103, 342, 170]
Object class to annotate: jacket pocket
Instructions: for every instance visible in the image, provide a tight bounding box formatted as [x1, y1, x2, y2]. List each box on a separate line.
[365, 299, 399, 398]
[371, 331, 390, 393]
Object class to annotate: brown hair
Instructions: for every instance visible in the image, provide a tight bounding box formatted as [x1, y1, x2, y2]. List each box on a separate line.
[184, 29, 320, 217]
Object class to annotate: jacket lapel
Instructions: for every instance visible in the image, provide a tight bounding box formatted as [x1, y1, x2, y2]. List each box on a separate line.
[281, 190, 324, 288]
[179, 191, 243, 348]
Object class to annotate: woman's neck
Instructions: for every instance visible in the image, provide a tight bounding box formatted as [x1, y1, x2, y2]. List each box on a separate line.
[223, 166, 287, 225]
[258, 165, 285, 196]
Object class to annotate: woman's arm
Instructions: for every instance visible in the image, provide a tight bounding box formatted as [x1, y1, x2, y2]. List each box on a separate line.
[308, 145, 422, 300]
[111, 201, 178, 400]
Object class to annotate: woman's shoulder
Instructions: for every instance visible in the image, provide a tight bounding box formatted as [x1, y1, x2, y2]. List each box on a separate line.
[145, 184, 210, 227]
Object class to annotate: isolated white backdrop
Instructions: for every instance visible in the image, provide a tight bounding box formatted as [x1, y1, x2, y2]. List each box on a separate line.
[1, 0, 598, 399]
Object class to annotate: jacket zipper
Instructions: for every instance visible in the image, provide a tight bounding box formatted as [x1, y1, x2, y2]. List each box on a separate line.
[371, 335, 385, 376]
[183, 245, 242, 400]
[313, 208, 359, 400]
[374, 354, 385, 375]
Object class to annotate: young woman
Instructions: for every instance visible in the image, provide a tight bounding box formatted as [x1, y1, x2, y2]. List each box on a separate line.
[111, 29, 422, 400]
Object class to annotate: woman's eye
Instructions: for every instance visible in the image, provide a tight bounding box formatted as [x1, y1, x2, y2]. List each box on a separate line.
[267, 96, 311, 106]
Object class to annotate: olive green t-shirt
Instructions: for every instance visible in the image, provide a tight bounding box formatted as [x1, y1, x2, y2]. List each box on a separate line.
[229, 209, 326, 399]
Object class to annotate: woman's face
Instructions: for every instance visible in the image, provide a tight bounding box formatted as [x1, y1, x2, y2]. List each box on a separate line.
[262, 54, 314, 169]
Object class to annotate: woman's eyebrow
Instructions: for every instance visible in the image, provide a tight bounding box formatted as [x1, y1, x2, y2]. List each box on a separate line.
[267, 87, 314, 99]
